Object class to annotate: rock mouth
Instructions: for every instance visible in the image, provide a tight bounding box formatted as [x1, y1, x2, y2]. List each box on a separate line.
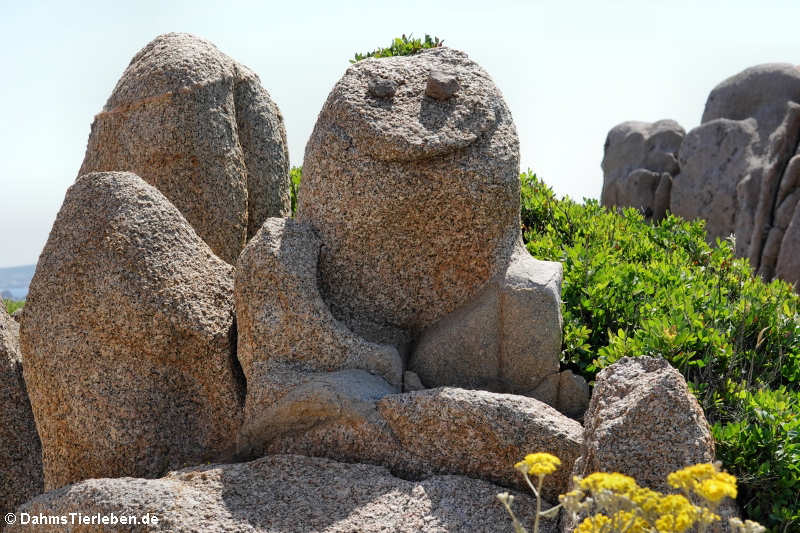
[329, 47, 502, 161]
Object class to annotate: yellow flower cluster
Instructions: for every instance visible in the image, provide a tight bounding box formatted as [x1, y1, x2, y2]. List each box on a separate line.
[667, 463, 737, 503]
[565, 472, 702, 533]
[515, 452, 561, 477]
[574, 511, 650, 533]
[578, 472, 638, 495]
[502, 453, 755, 533]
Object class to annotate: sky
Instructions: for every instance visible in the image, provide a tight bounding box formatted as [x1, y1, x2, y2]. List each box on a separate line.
[2, 0, 800, 268]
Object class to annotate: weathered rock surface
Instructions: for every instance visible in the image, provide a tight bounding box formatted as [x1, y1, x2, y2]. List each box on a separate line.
[1, 304, 43, 521]
[21, 171, 243, 490]
[410, 248, 563, 396]
[257, 386, 582, 502]
[573, 356, 715, 493]
[670, 118, 758, 242]
[377, 388, 582, 502]
[79, 32, 290, 264]
[601, 120, 684, 221]
[299, 47, 524, 346]
[9, 454, 558, 533]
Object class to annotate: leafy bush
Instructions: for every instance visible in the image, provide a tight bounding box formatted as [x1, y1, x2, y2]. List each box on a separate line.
[520, 171, 800, 531]
[3, 299, 23, 315]
[351, 34, 443, 63]
[290, 166, 302, 216]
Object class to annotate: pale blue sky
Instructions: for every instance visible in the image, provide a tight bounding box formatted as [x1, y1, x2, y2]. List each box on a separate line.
[2, 0, 800, 267]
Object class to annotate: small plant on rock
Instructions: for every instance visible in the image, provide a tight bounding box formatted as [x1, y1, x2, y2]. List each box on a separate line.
[351, 34, 444, 63]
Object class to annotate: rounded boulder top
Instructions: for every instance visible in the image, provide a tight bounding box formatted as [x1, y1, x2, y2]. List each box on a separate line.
[701, 63, 800, 142]
[81, 32, 290, 264]
[105, 32, 248, 109]
[317, 47, 508, 162]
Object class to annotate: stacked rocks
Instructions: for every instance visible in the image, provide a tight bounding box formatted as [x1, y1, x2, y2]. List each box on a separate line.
[299, 46, 570, 402]
[79, 33, 290, 264]
[602, 63, 800, 288]
[10, 33, 728, 533]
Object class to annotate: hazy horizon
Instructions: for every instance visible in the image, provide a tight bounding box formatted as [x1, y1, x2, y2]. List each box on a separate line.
[3, 1, 800, 268]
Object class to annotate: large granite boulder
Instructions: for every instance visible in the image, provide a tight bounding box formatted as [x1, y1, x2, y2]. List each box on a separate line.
[0, 303, 43, 521]
[21, 171, 243, 490]
[572, 356, 715, 493]
[79, 32, 290, 264]
[299, 47, 530, 347]
[251, 384, 582, 502]
[601, 120, 684, 221]
[8, 454, 559, 533]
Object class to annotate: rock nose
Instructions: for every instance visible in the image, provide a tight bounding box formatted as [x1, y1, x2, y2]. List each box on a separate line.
[426, 69, 458, 100]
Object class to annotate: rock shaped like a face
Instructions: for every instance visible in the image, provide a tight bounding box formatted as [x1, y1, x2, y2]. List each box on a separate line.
[80, 33, 290, 264]
[299, 47, 520, 343]
[0, 304, 43, 518]
[21, 171, 243, 490]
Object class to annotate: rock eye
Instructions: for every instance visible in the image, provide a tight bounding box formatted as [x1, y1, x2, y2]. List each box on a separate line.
[368, 77, 397, 98]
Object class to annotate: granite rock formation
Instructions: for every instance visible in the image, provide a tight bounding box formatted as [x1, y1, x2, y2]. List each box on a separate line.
[300, 47, 547, 346]
[252, 386, 582, 502]
[21, 171, 243, 489]
[0, 303, 43, 521]
[298, 46, 567, 406]
[409, 247, 563, 396]
[79, 32, 290, 264]
[602, 64, 800, 290]
[601, 120, 684, 221]
[8, 454, 559, 533]
[572, 356, 715, 493]
[234, 220, 581, 500]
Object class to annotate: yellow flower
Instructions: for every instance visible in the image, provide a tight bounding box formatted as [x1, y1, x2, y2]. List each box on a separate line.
[610, 510, 649, 533]
[578, 472, 639, 495]
[652, 494, 699, 532]
[667, 463, 737, 504]
[515, 453, 561, 477]
[575, 514, 611, 533]
[694, 476, 737, 503]
[667, 463, 717, 493]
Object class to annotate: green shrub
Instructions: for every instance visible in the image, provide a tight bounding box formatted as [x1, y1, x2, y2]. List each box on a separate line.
[521, 171, 800, 531]
[3, 299, 23, 315]
[351, 34, 443, 63]
[290, 166, 302, 216]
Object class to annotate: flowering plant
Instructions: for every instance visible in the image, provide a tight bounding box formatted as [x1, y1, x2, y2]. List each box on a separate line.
[498, 453, 764, 533]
